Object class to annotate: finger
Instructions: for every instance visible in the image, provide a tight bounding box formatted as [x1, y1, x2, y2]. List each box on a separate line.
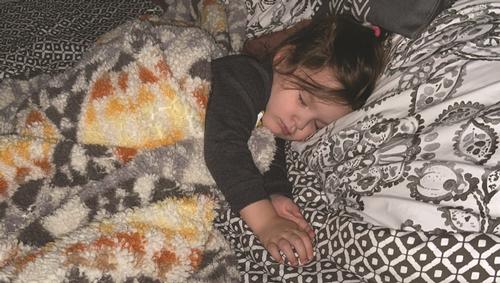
[289, 213, 315, 240]
[307, 226, 315, 239]
[278, 216, 314, 244]
[280, 232, 311, 266]
[277, 238, 298, 266]
[291, 221, 314, 240]
[293, 230, 314, 264]
[277, 206, 297, 220]
[279, 206, 305, 225]
[285, 204, 305, 220]
[290, 206, 303, 217]
[288, 237, 307, 265]
[295, 216, 311, 233]
[266, 242, 283, 264]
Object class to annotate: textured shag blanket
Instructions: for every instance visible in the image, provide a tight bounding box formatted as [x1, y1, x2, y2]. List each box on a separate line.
[0, 16, 273, 282]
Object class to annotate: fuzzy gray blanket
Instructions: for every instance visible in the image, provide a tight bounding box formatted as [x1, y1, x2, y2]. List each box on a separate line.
[0, 16, 273, 282]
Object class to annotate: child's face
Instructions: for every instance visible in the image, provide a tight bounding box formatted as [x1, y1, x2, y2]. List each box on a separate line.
[262, 66, 352, 141]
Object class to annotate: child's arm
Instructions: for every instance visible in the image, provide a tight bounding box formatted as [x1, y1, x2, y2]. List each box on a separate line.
[205, 55, 271, 212]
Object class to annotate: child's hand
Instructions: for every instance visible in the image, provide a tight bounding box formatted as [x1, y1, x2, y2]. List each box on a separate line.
[239, 199, 314, 266]
[257, 215, 313, 265]
[270, 194, 315, 239]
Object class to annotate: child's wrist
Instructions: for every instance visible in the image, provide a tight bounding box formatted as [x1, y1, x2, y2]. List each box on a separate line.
[270, 193, 288, 200]
[240, 199, 279, 235]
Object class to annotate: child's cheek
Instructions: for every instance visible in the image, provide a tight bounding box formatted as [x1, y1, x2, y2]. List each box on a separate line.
[292, 128, 315, 141]
[261, 115, 280, 136]
[302, 123, 320, 140]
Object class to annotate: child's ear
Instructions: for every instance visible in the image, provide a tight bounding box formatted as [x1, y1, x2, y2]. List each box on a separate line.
[273, 45, 294, 66]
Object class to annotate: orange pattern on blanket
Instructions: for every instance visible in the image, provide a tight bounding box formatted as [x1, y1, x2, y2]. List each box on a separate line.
[0, 176, 7, 197]
[15, 167, 30, 183]
[62, 232, 146, 271]
[192, 83, 209, 110]
[90, 74, 114, 100]
[189, 248, 202, 268]
[200, 0, 227, 34]
[25, 110, 44, 126]
[139, 65, 158, 83]
[154, 249, 177, 276]
[0, 109, 58, 198]
[79, 54, 208, 149]
[155, 58, 172, 78]
[13, 250, 45, 273]
[33, 158, 51, 174]
[19, 110, 59, 141]
[118, 72, 129, 92]
[114, 147, 138, 164]
[0, 138, 54, 199]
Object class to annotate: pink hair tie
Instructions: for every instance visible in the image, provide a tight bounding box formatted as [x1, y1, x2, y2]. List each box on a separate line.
[371, 25, 381, 37]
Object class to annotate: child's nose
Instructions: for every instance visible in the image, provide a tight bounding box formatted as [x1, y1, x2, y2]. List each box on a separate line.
[295, 116, 311, 131]
[292, 122, 316, 141]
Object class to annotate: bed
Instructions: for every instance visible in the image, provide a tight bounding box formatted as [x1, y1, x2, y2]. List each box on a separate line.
[1, 0, 500, 282]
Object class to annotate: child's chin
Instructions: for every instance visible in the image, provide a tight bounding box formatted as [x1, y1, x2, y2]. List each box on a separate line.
[273, 133, 291, 140]
[267, 127, 303, 141]
[287, 134, 310, 142]
[279, 135, 303, 142]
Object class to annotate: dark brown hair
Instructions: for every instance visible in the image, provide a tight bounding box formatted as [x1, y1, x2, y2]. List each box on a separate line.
[273, 15, 387, 110]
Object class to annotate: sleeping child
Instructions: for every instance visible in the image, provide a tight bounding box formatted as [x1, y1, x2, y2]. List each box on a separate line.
[204, 15, 387, 266]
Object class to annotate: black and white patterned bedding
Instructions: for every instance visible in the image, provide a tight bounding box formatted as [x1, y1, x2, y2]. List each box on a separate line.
[0, 0, 161, 81]
[216, 0, 500, 282]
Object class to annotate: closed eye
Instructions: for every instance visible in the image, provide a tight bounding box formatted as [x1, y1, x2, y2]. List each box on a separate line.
[315, 120, 326, 129]
[298, 92, 307, 107]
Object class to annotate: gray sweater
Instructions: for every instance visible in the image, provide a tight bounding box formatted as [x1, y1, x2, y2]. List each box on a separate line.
[204, 55, 292, 212]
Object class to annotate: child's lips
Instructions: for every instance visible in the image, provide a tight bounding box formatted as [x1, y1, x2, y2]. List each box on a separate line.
[279, 120, 291, 136]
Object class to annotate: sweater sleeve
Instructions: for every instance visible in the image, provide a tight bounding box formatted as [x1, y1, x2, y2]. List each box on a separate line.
[204, 55, 291, 212]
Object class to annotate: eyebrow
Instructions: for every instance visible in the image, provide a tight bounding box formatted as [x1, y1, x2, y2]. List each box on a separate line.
[307, 92, 335, 105]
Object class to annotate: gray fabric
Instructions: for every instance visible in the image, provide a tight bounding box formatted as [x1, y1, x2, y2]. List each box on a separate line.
[322, 0, 452, 38]
[364, 0, 453, 37]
